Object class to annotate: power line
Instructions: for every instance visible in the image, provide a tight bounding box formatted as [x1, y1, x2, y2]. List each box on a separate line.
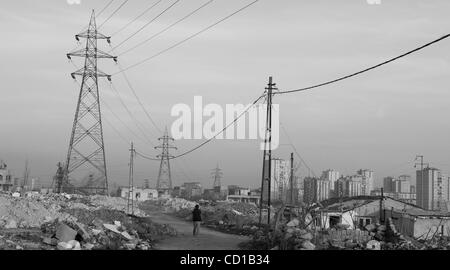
[118, 0, 216, 56]
[111, 0, 183, 51]
[113, 0, 260, 75]
[115, 60, 162, 134]
[135, 150, 161, 161]
[100, 97, 151, 146]
[111, 0, 164, 36]
[97, 0, 116, 18]
[98, 0, 130, 29]
[279, 122, 317, 178]
[169, 92, 265, 160]
[134, 92, 265, 161]
[276, 33, 450, 95]
[102, 113, 130, 145]
[107, 81, 157, 147]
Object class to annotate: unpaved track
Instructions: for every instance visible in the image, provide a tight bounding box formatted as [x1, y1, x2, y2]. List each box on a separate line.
[146, 210, 250, 250]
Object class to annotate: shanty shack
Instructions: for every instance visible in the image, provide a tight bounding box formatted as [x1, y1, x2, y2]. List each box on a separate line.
[315, 196, 423, 230]
[391, 209, 450, 240]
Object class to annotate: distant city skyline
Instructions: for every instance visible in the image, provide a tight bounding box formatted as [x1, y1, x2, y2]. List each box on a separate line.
[1, 0, 450, 190]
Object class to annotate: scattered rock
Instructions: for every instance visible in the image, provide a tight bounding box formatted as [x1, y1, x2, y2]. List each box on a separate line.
[286, 219, 299, 227]
[5, 219, 17, 229]
[67, 240, 81, 250]
[43, 237, 58, 246]
[301, 241, 316, 250]
[55, 223, 77, 242]
[57, 242, 73, 250]
[299, 232, 313, 241]
[121, 231, 133, 240]
[103, 224, 121, 234]
[366, 240, 381, 250]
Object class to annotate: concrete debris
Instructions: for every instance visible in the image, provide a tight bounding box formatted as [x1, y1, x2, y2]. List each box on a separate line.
[5, 220, 17, 229]
[366, 240, 381, 250]
[67, 240, 81, 250]
[286, 219, 299, 227]
[55, 223, 77, 242]
[0, 192, 176, 250]
[43, 237, 58, 246]
[91, 229, 102, 235]
[121, 231, 133, 240]
[103, 224, 121, 234]
[57, 242, 73, 250]
[300, 240, 315, 250]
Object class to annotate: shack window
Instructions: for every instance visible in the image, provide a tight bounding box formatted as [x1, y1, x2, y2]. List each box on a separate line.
[329, 216, 341, 227]
[358, 217, 372, 227]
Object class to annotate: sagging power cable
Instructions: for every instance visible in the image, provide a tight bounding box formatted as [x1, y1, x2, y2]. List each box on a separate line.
[113, 0, 260, 75]
[276, 33, 450, 95]
[98, 0, 130, 29]
[111, 0, 183, 51]
[111, 0, 164, 37]
[118, 0, 216, 56]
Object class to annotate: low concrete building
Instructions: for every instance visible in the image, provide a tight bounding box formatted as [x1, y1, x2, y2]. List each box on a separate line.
[0, 161, 13, 192]
[227, 194, 260, 205]
[316, 196, 423, 230]
[391, 209, 450, 240]
[228, 185, 250, 196]
[120, 187, 158, 201]
[182, 182, 203, 199]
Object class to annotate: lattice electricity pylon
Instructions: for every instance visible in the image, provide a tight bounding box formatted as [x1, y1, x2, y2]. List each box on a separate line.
[155, 128, 177, 194]
[63, 10, 117, 195]
[212, 164, 223, 191]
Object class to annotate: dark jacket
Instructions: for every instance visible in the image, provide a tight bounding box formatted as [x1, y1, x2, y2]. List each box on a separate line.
[192, 208, 202, 222]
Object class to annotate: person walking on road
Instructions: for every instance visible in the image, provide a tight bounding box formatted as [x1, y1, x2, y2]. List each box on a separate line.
[192, 205, 202, 236]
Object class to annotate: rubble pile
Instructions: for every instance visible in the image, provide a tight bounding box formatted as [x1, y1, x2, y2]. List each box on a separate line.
[239, 218, 318, 250]
[0, 192, 176, 250]
[0, 193, 73, 228]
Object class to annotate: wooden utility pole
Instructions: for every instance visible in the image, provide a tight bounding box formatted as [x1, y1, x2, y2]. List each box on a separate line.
[259, 76, 277, 225]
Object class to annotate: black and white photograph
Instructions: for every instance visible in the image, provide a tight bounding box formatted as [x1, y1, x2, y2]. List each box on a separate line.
[1, 0, 450, 263]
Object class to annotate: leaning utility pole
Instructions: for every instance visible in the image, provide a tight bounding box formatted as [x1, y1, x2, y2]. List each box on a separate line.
[414, 155, 429, 209]
[127, 143, 135, 215]
[64, 10, 117, 195]
[155, 128, 177, 195]
[259, 76, 277, 225]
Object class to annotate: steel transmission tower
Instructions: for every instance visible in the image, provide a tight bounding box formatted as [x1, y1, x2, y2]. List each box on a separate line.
[64, 10, 117, 195]
[155, 128, 177, 194]
[212, 164, 223, 191]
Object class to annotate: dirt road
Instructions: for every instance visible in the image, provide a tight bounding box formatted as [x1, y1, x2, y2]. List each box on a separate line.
[146, 210, 250, 250]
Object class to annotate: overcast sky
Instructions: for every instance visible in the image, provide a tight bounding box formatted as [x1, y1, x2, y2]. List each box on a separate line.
[1, 0, 450, 189]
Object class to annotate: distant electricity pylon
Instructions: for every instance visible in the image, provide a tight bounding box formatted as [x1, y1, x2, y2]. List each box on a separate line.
[156, 128, 177, 194]
[64, 10, 117, 195]
[212, 164, 223, 190]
